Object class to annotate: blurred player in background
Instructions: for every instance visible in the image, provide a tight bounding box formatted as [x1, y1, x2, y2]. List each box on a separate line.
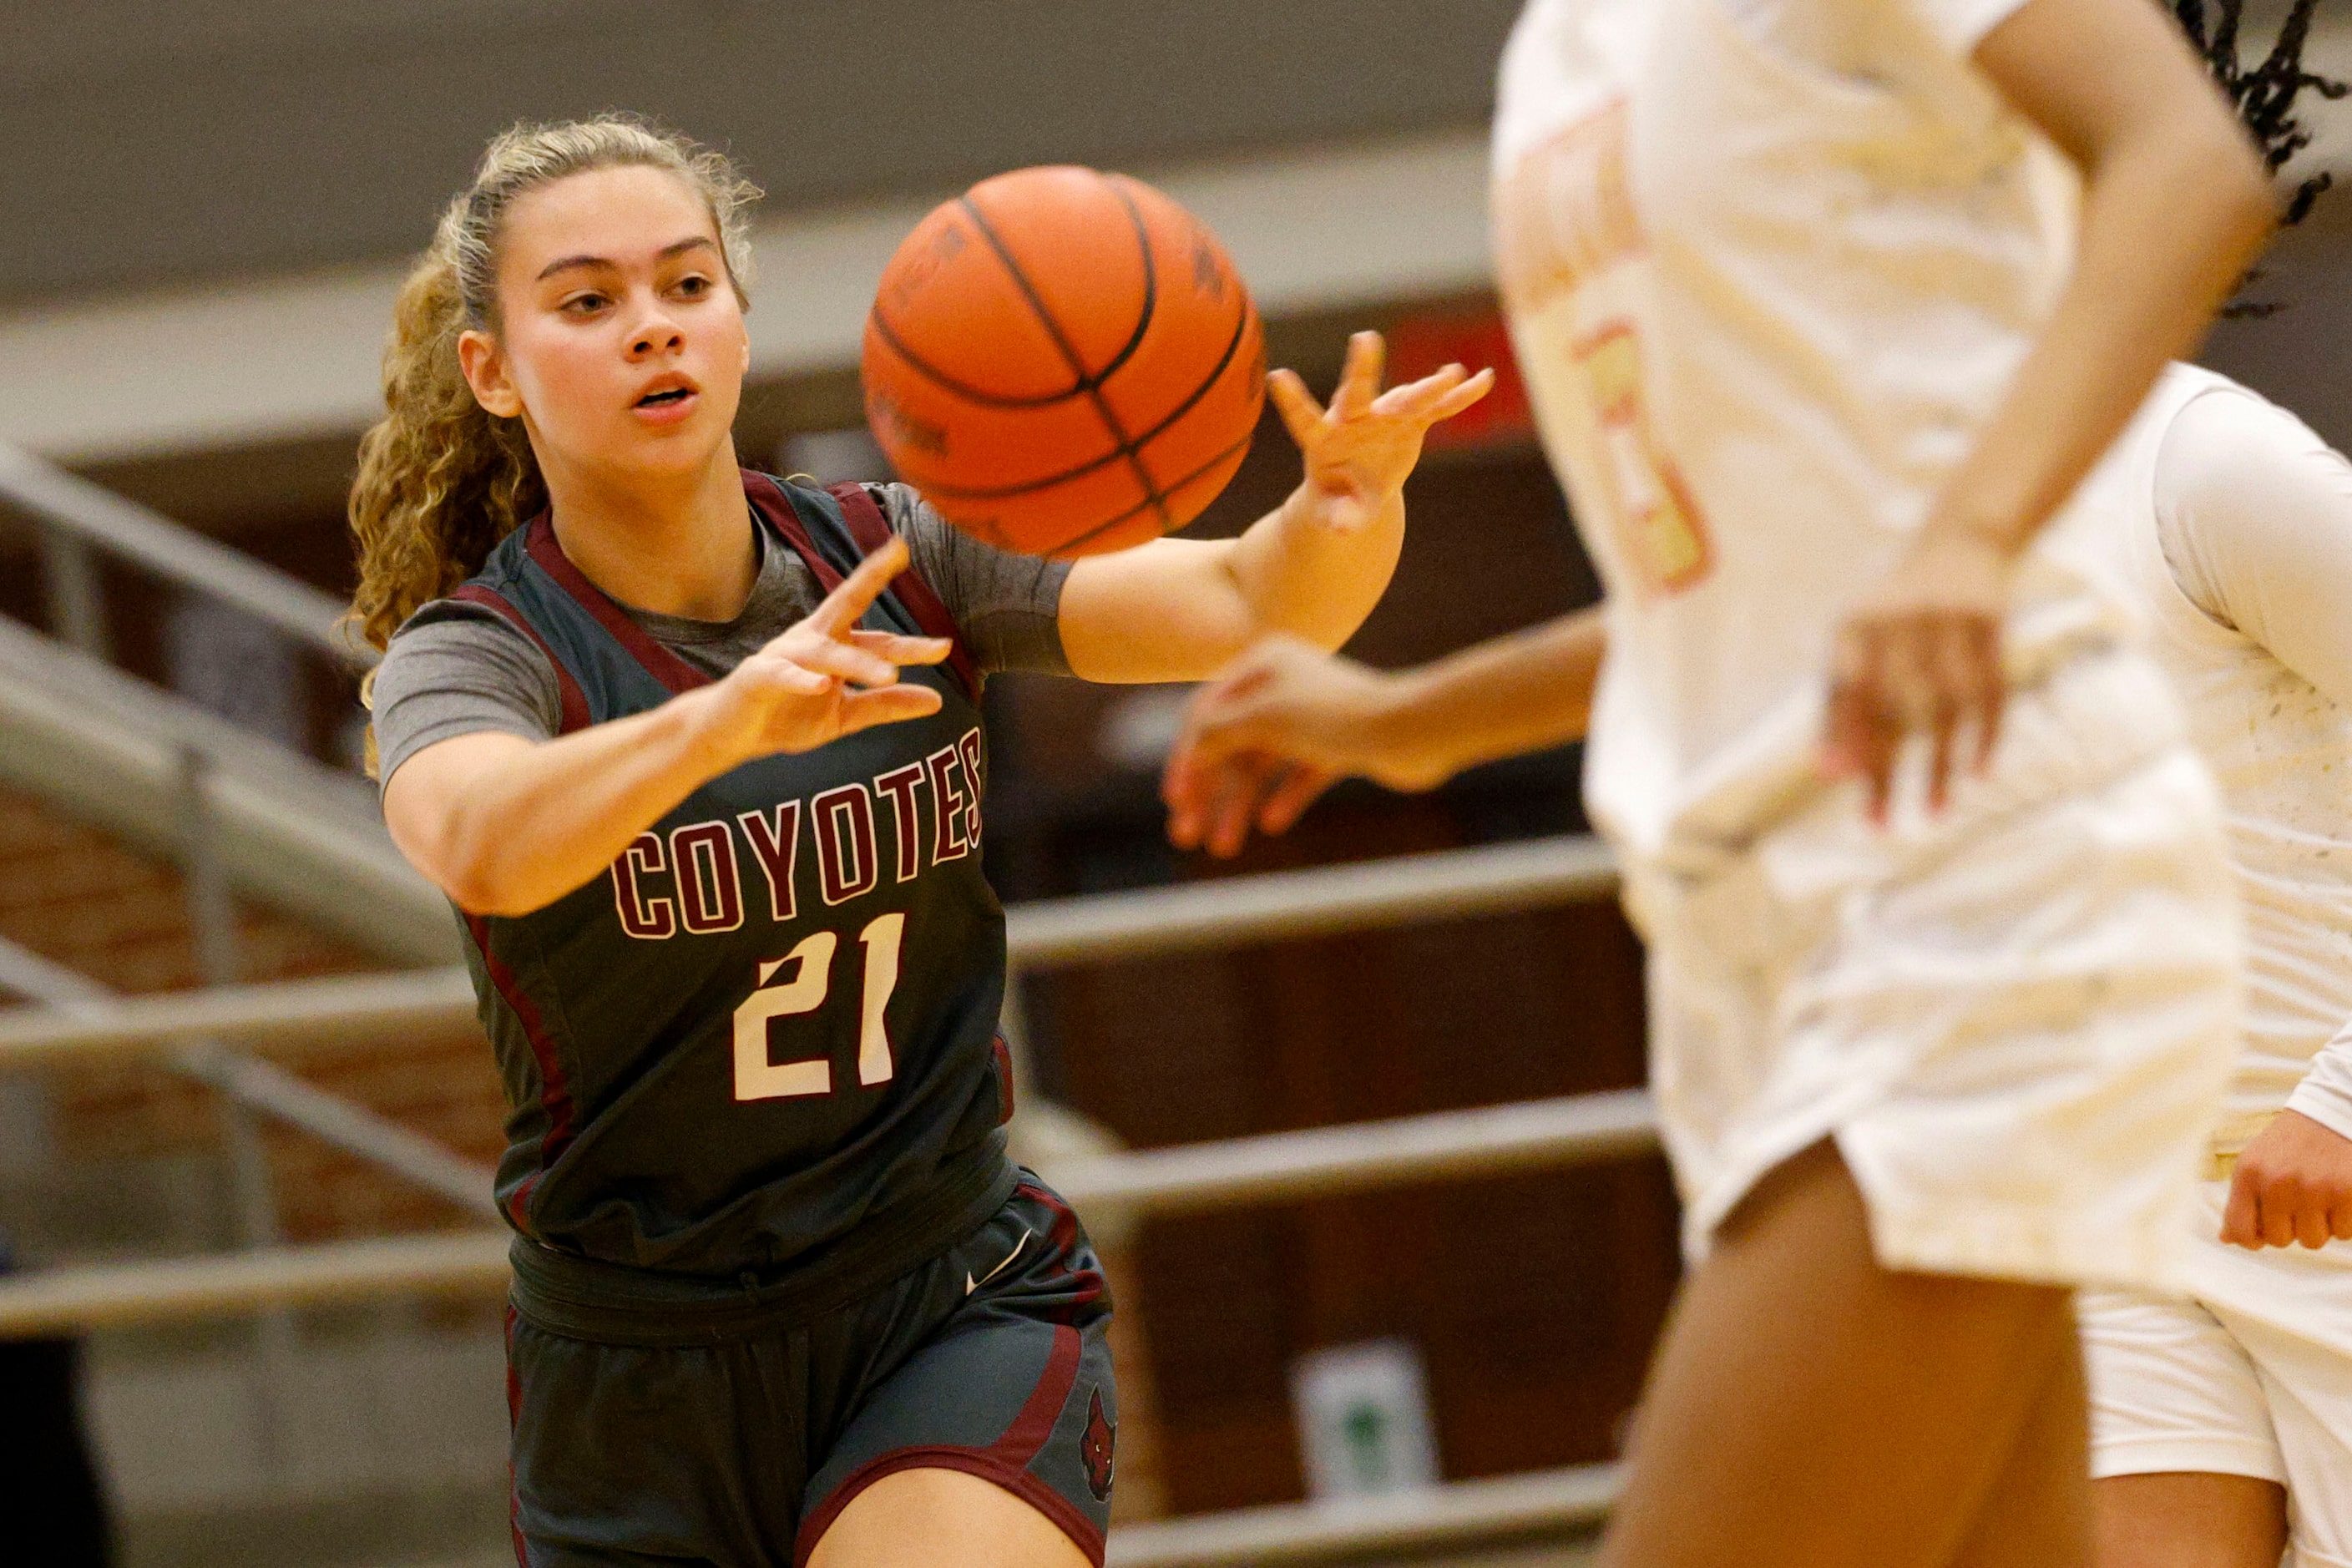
[1161, 0, 2278, 1563]
[0, 1229, 112, 1568]
[2062, 10, 2352, 1566]
[346, 118, 1487, 1568]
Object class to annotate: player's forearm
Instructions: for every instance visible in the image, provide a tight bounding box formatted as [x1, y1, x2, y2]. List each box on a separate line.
[392, 691, 739, 916]
[1226, 480, 1407, 651]
[1932, 65, 2271, 557]
[1371, 605, 1606, 787]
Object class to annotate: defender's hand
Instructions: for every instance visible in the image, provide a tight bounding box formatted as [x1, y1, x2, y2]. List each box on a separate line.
[1822, 524, 2016, 821]
[1277, 331, 1496, 534]
[701, 537, 950, 764]
[2223, 1109, 2352, 1251]
[1163, 635, 1439, 858]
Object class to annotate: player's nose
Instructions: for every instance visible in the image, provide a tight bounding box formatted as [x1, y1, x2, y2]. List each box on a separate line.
[627, 308, 686, 358]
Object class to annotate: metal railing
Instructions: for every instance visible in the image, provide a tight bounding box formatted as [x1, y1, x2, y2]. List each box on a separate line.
[0, 441, 363, 668]
[0, 837, 1618, 1066]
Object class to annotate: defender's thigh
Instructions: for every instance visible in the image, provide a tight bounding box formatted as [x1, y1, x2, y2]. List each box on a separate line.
[1951, 1320, 2093, 1568]
[1600, 1140, 2084, 1568]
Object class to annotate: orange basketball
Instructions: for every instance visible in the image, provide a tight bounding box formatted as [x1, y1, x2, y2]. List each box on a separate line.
[862, 165, 1267, 558]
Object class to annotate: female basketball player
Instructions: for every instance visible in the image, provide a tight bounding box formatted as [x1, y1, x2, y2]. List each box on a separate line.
[1161, 0, 2279, 1564]
[348, 118, 1489, 1568]
[2027, 12, 2352, 1566]
[2076, 367, 2352, 1568]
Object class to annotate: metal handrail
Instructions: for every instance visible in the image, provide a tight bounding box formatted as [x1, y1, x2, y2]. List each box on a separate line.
[1009, 834, 1619, 967]
[0, 441, 364, 666]
[0, 934, 494, 1219]
[1107, 1463, 1621, 1566]
[0, 836, 1623, 1066]
[1051, 1090, 1658, 1216]
[0, 613, 453, 963]
[0, 1090, 1660, 1335]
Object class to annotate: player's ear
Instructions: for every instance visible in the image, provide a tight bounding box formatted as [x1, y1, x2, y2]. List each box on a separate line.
[459, 328, 524, 420]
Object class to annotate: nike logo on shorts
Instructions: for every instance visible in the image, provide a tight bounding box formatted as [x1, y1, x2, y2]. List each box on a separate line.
[965, 1228, 1031, 1296]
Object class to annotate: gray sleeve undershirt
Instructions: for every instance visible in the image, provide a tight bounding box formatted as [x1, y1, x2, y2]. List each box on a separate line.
[879, 483, 1074, 678]
[370, 603, 561, 792]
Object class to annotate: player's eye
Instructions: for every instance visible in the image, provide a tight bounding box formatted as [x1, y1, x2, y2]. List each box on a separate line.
[673, 274, 713, 299]
[560, 291, 610, 316]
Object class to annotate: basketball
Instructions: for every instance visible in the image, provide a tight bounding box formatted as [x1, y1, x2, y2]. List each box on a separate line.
[862, 165, 1267, 558]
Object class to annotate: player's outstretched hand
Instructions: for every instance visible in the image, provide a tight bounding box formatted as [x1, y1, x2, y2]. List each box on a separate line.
[704, 536, 951, 763]
[2222, 1108, 2352, 1251]
[1277, 331, 1496, 534]
[1822, 524, 2016, 821]
[1163, 635, 1444, 857]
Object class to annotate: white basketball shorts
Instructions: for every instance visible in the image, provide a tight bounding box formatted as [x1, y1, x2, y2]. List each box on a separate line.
[2083, 1181, 2352, 1566]
[1629, 648, 2241, 1291]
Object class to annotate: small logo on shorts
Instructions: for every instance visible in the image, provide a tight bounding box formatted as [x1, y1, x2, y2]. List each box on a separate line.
[1082, 1388, 1115, 1501]
[964, 1228, 1031, 1297]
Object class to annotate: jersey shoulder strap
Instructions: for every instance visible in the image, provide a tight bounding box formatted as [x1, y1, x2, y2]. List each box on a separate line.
[739, 472, 981, 700]
[813, 478, 982, 701]
[448, 582, 594, 735]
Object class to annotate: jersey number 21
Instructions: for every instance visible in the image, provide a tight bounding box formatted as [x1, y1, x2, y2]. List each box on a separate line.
[731, 913, 905, 1100]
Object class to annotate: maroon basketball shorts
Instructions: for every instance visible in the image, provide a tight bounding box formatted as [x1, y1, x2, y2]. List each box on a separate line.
[504, 1179, 1117, 1566]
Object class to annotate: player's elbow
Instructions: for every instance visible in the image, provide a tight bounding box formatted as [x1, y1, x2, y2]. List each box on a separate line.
[387, 789, 526, 916]
[2211, 134, 2279, 247]
[440, 861, 539, 919]
[402, 827, 504, 915]
[2158, 109, 2276, 255]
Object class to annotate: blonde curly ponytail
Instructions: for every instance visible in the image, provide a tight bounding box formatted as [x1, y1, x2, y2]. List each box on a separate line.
[346, 114, 761, 656]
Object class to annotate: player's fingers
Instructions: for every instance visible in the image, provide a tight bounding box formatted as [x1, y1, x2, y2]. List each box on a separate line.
[1424, 366, 1498, 424]
[743, 656, 836, 698]
[1969, 620, 2008, 773]
[832, 684, 944, 736]
[1821, 677, 1875, 783]
[1268, 368, 1327, 450]
[1823, 629, 1898, 817]
[1924, 620, 1975, 812]
[1257, 763, 1340, 836]
[1164, 696, 1271, 847]
[2262, 1184, 2299, 1249]
[805, 535, 910, 636]
[789, 640, 904, 689]
[2296, 1192, 2334, 1251]
[1163, 754, 1211, 848]
[1198, 758, 1259, 859]
[2222, 1166, 2262, 1247]
[847, 629, 953, 666]
[1332, 331, 1385, 420]
[1219, 753, 1298, 857]
[1372, 362, 1465, 418]
[2332, 1197, 2352, 1242]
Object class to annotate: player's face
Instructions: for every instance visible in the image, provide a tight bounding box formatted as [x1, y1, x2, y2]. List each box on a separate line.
[473, 164, 751, 484]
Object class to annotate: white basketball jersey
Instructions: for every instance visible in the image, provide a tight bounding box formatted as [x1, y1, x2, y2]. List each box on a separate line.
[2074, 364, 2352, 1146]
[1492, 0, 2139, 866]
